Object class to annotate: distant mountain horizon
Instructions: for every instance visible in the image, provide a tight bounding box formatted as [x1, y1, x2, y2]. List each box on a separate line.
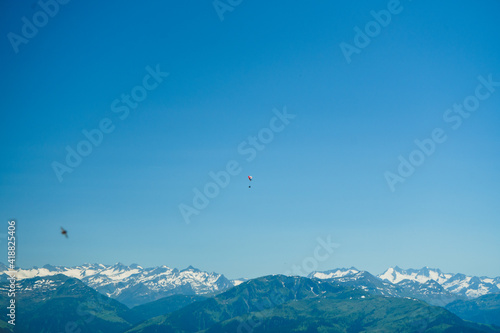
[308, 267, 500, 307]
[2, 262, 499, 281]
[3, 273, 499, 333]
[1, 262, 233, 308]
[2, 262, 499, 308]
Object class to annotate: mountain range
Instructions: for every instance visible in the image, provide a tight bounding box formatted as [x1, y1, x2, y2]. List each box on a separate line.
[1, 263, 500, 332]
[308, 266, 500, 307]
[2, 263, 500, 308]
[0, 262, 232, 308]
[125, 275, 499, 333]
[0, 274, 134, 333]
[1, 273, 498, 333]
[378, 266, 500, 298]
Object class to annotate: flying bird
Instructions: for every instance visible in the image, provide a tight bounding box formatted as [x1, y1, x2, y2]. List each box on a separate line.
[61, 227, 68, 238]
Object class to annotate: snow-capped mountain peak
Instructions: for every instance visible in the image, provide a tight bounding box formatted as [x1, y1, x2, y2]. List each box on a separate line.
[378, 266, 450, 285]
[378, 266, 500, 299]
[0, 263, 233, 307]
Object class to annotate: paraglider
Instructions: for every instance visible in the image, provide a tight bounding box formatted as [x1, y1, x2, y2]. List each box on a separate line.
[61, 227, 68, 238]
[248, 176, 252, 188]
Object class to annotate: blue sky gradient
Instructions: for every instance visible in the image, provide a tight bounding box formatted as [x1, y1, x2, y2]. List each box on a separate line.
[1, 0, 499, 279]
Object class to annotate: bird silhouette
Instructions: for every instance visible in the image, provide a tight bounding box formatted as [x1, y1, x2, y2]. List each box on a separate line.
[61, 227, 68, 238]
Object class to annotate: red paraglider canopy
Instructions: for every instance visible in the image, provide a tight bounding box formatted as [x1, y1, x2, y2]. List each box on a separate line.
[248, 176, 252, 181]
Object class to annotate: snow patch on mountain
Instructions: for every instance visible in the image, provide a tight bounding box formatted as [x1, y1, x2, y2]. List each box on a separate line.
[309, 267, 360, 280]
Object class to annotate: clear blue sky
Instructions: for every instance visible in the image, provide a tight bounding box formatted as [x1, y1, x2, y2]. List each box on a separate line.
[1, 0, 499, 279]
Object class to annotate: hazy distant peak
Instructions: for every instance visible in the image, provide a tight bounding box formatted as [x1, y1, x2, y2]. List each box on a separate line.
[181, 265, 200, 272]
